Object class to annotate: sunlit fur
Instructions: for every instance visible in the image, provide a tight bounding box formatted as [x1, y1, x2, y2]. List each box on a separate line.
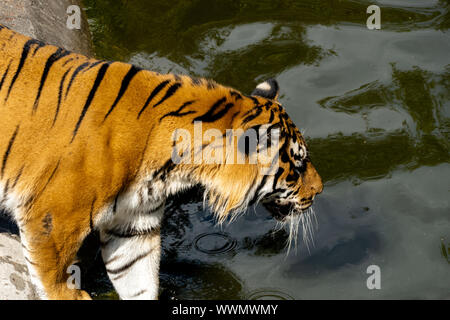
[0, 25, 322, 300]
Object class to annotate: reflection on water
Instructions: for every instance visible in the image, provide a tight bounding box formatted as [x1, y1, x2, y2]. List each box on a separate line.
[286, 229, 381, 278]
[246, 288, 295, 300]
[159, 260, 245, 300]
[78, 0, 449, 299]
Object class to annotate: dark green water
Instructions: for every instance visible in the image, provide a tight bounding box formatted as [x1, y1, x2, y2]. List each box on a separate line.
[80, 0, 450, 299]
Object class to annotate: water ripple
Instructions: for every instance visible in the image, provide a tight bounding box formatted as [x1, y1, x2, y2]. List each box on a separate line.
[246, 288, 295, 300]
[193, 232, 237, 255]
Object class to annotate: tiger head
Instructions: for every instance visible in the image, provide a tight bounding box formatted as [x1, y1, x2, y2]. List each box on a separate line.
[249, 79, 323, 222]
[173, 78, 323, 237]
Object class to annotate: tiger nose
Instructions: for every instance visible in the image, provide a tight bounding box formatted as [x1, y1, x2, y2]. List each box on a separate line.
[312, 176, 323, 194]
[307, 162, 323, 195]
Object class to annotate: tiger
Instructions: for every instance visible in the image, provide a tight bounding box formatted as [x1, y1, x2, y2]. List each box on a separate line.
[0, 24, 323, 300]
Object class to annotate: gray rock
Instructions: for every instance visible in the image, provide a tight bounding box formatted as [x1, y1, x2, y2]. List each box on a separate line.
[0, 0, 92, 56]
[0, 233, 36, 300]
[0, 0, 93, 300]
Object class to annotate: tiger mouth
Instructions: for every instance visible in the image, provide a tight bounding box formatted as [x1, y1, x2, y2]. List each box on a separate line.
[263, 201, 312, 221]
[300, 200, 313, 209]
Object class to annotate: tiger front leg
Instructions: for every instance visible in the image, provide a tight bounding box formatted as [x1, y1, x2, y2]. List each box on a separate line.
[99, 207, 163, 300]
[18, 209, 92, 300]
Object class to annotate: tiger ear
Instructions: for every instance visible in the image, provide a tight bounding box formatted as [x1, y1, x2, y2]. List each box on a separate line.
[251, 79, 279, 100]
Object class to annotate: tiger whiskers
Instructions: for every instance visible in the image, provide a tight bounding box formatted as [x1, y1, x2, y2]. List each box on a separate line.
[286, 212, 300, 256]
[300, 206, 316, 253]
[276, 206, 317, 257]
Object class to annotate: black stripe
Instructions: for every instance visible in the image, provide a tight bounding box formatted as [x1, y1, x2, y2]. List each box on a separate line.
[33, 48, 71, 113]
[264, 188, 286, 198]
[250, 174, 270, 206]
[135, 130, 153, 180]
[24, 256, 37, 266]
[242, 107, 263, 124]
[153, 159, 175, 180]
[0, 179, 10, 206]
[280, 150, 290, 164]
[258, 123, 281, 153]
[21, 243, 32, 252]
[264, 101, 273, 109]
[129, 289, 147, 298]
[89, 198, 96, 231]
[230, 90, 243, 100]
[22, 195, 35, 210]
[105, 225, 158, 239]
[12, 165, 24, 189]
[64, 62, 90, 99]
[2, 179, 10, 200]
[31, 40, 46, 57]
[26, 160, 60, 212]
[111, 271, 127, 281]
[103, 65, 141, 121]
[111, 183, 128, 216]
[1, 125, 19, 179]
[153, 82, 182, 108]
[106, 250, 153, 275]
[192, 98, 225, 122]
[53, 68, 71, 126]
[71, 62, 110, 142]
[137, 80, 170, 119]
[0, 61, 12, 92]
[241, 105, 261, 118]
[105, 229, 134, 238]
[269, 109, 275, 123]
[216, 103, 235, 120]
[113, 194, 119, 214]
[6, 39, 45, 101]
[83, 60, 105, 73]
[286, 170, 300, 183]
[159, 100, 196, 122]
[245, 95, 259, 105]
[105, 253, 123, 265]
[42, 212, 53, 236]
[230, 111, 240, 123]
[272, 167, 285, 190]
[39, 161, 60, 196]
[62, 57, 75, 67]
[193, 98, 233, 123]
